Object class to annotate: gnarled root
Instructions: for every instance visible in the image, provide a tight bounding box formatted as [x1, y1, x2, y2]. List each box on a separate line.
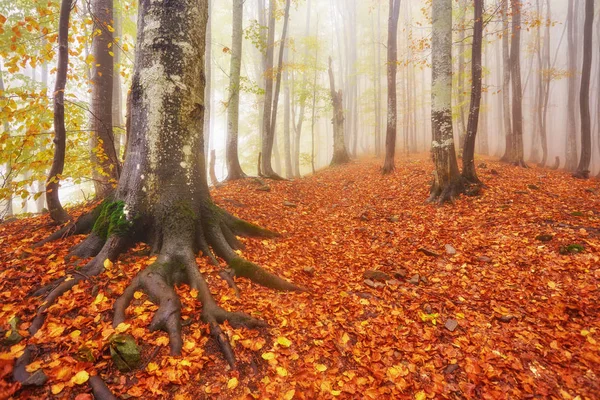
[113, 256, 185, 355]
[89, 376, 117, 400]
[29, 236, 128, 334]
[428, 177, 466, 204]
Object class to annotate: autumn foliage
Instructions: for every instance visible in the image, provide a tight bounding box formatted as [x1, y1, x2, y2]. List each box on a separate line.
[1, 157, 599, 399]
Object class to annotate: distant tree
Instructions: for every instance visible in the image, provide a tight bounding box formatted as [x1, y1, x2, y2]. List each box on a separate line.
[508, 0, 526, 167]
[32, 0, 301, 374]
[225, 0, 246, 180]
[565, 0, 578, 171]
[328, 57, 350, 166]
[429, 0, 462, 203]
[462, 0, 483, 184]
[90, 0, 120, 198]
[574, 0, 593, 178]
[382, 0, 401, 174]
[46, 0, 72, 223]
[499, 0, 512, 163]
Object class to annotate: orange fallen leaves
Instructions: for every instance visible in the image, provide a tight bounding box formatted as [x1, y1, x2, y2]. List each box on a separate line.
[0, 157, 599, 398]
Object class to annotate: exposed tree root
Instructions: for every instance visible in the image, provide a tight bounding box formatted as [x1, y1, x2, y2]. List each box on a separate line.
[33, 207, 100, 248]
[89, 376, 117, 400]
[428, 177, 466, 204]
[572, 170, 590, 179]
[30, 201, 303, 369]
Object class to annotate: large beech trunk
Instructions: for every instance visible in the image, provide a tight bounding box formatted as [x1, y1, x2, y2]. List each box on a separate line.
[328, 57, 350, 166]
[90, 0, 120, 198]
[31, 0, 301, 372]
[429, 0, 463, 203]
[46, 0, 71, 223]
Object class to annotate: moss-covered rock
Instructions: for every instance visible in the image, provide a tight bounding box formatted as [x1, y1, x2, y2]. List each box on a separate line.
[109, 334, 141, 372]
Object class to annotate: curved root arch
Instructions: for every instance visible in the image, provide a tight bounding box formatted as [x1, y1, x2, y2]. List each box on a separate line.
[30, 201, 304, 368]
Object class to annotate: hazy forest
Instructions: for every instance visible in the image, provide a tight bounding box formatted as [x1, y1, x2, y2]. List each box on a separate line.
[0, 0, 599, 398]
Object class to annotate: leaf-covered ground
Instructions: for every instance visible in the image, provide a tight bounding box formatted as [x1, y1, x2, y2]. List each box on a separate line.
[1, 156, 599, 399]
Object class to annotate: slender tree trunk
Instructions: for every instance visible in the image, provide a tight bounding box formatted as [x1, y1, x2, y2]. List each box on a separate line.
[283, 50, 292, 178]
[261, 0, 290, 179]
[329, 57, 350, 165]
[372, 6, 381, 156]
[0, 67, 13, 217]
[565, 0, 578, 171]
[539, 0, 551, 167]
[462, 0, 483, 184]
[382, 0, 401, 174]
[429, 0, 462, 203]
[376, 1, 383, 155]
[530, 0, 543, 164]
[457, 0, 467, 152]
[90, 0, 120, 198]
[225, 0, 246, 180]
[574, 0, 594, 178]
[47, 0, 71, 223]
[310, 20, 320, 173]
[509, 0, 526, 166]
[500, 0, 513, 162]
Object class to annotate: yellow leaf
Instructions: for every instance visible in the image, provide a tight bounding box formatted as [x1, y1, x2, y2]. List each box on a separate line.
[331, 390, 342, 396]
[51, 383, 64, 395]
[581, 329, 590, 337]
[276, 366, 288, 377]
[277, 336, 292, 348]
[107, 25, 115, 32]
[156, 336, 170, 346]
[133, 291, 143, 299]
[283, 389, 295, 400]
[227, 377, 238, 389]
[147, 362, 159, 372]
[93, 292, 105, 305]
[341, 332, 350, 345]
[25, 360, 42, 372]
[104, 258, 113, 269]
[415, 391, 426, 400]
[70, 330, 81, 340]
[85, 54, 95, 65]
[315, 363, 327, 372]
[71, 370, 89, 385]
[261, 352, 275, 360]
[547, 281, 556, 289]
[115, 323, 130, 333]
[190, 288, 198, 298]
[47, 323, 65, 338]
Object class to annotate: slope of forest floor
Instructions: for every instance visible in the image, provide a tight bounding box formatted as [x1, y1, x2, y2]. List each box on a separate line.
[1, 156, 600, 399]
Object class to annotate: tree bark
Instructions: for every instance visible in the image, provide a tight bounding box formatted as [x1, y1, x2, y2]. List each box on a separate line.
[112, 5, 123, 160]
[90, 0, 120, 198]
[574, 0, 593, 178]
[329, 57, 350, 166]
[204, 0, 212, 164]
[456, 0, 467, 152]
[500, 0, 513, 162]
[429, 0, 463, 203]
[32, 0, 301, 369]
[225, 0, 246, 180]
[509, 0, 526, 166]
[382, 0, 401, 174]
[462, 0, 483, 184]
[46, 0, 71, 223]
[283, 49, 293, 178]
[261, 0, 290, 179]
[565, 0, 578, 171]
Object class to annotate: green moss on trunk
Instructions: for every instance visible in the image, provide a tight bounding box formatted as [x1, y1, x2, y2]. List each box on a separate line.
[92, 200, 133, 239]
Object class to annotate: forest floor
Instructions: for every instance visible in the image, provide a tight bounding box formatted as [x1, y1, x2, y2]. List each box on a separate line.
[1, 155, 599, 400]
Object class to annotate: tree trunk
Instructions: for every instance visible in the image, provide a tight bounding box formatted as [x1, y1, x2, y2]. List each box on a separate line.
[574, 0, 593, 178]
[500, 0, 513, 162]
[46, 0, 71, 223]
[565, 0, 578, 171]
[112, 5, 123, 160]
[90, 0, 120, 198]
[262, 0, 291, 179]
[372, 5, 381, 157]
[31, 0, 301, 370]
[429, 0, 463, 203]
[204, 0, 212, 163]
[283, 49, 293, 178]
[310, 20, 320, 173]
[382, 0, 401, 174]
[456, 0, 467, 152]
[225, 0, 246, 180]
[539, 0, 551, 167]
[509, 0, 526, 166]
[462, 0, 483, 184]
[329, 57, 350, 166]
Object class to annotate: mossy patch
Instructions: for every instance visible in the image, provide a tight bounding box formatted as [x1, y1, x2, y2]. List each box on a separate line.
[92, 200, 134, 239]
[559, 244, 585, 255]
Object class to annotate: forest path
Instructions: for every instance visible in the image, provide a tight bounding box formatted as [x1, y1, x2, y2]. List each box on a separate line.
[1, 156, 599, 398]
